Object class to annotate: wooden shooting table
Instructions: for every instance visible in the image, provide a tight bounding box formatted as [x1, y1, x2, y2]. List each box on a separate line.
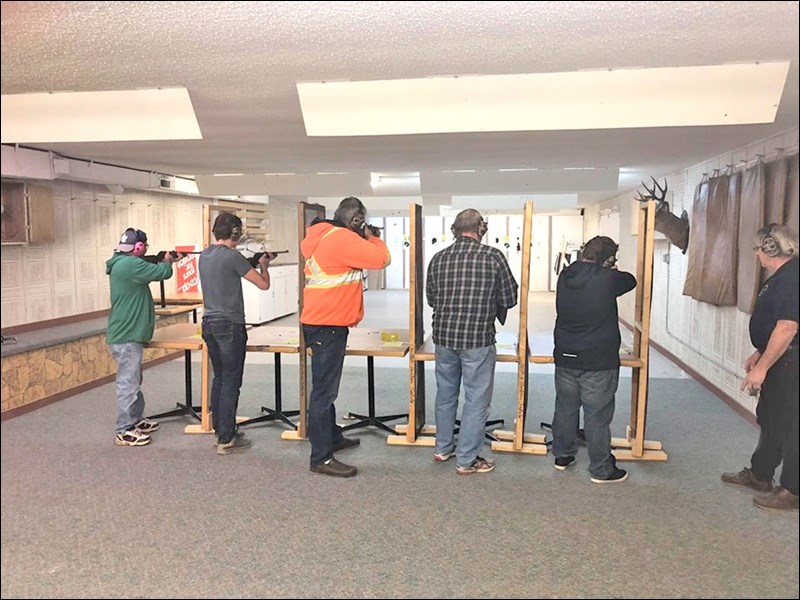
[154, 303, 203, 323]
[237, 326, 302, 429]
[144, 322, 209, 430]
[340, 328, 411, 434]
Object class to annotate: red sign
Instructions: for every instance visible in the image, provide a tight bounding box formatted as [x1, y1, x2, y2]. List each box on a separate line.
[176, 254, 200, 294]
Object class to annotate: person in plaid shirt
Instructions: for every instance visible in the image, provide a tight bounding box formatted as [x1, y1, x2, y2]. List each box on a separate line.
[426, 209, 518, 475]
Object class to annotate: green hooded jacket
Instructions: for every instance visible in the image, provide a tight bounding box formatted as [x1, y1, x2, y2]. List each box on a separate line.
[106, 253, 173, 344]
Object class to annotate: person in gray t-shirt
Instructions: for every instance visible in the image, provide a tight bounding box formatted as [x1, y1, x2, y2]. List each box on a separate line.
[199, 212, 271, 454]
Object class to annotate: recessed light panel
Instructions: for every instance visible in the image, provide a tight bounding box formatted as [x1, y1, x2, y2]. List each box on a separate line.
[1, 87, 202, 143]
[298, 62, 789, 136]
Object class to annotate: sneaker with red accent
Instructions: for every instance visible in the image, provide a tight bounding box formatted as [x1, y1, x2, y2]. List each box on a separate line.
[456, 456, 495, 475]
[115, 428, 151, 447]
[433, 451, 454, 462]
[135, 418, 159, 433]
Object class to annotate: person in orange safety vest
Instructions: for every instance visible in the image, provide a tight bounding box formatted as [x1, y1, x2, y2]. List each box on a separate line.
[301, 197, 391, 478]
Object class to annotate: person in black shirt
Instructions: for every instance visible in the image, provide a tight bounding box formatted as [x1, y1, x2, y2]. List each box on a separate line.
[551, 236, 636, 483]
[426, 209, 518, 475]
[722, 224, 799, 511]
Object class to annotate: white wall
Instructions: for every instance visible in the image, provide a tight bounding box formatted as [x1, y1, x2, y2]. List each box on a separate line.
[1, 181, 212, 327]
[596, 127, 799, 416]
[0, 182, 307, 328]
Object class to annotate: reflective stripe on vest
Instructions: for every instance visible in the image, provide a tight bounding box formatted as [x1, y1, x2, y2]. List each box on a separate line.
[305, 229, 364, 289]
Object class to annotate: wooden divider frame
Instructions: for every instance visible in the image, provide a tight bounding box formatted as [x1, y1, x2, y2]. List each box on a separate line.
[281, 202, 326, 441]
[387, 204, 433, 446]
[488, 201, 548, 454]
[497, 199, 666, 460]
[389, 202, 546, 453]
[610, 199, 667, 460]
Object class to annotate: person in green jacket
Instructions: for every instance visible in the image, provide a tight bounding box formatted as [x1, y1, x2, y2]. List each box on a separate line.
[106, 228, 175, 446]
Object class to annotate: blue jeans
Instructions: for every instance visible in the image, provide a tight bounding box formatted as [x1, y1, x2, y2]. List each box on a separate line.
[108, 342, 145, 434]
[303, 325, 349, 466]
[553, 366, 620, 478]
[434, 344, 496, 469]
[202, 316, 247, 445]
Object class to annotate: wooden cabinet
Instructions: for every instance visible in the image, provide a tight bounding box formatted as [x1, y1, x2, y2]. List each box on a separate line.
[243, 264, 299, 325]
[1, 180, 55, 244]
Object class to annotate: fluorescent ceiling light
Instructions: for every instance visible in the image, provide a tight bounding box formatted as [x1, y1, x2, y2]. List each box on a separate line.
[370, 172, 421, 190]
[422, 168, 618, 194]
[298, 62, 789, 136]
[172, 177, 199, 195]
[1, 87, 202, 143]
[452, 195, 577, 210]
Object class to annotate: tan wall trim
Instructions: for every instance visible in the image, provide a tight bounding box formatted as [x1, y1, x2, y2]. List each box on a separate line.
[0, 352, 181, 421]
[3, 309, 110, 335]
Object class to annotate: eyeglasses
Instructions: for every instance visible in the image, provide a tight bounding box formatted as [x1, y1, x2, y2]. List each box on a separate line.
[752, 245, 761, 252]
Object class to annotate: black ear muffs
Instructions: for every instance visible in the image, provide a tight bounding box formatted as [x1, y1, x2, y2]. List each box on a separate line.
[231, 224, 243, 243]
[602, 255, 618, 268]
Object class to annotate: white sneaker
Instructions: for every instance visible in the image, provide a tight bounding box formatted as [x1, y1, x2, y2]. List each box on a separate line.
[115, 428, 151, 446]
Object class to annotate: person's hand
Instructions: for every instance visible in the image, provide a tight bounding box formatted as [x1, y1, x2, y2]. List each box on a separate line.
[258, 254, 270, 270]
[741, 364, 767, 395]
[163, 251, 175, 264]
[744, 350, 761, 373]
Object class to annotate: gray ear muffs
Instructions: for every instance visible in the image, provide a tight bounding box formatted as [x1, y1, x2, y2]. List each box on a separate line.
[760, 225, 782, 257]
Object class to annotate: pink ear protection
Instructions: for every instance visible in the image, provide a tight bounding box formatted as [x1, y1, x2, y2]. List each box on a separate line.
[132, 229, 147, 256]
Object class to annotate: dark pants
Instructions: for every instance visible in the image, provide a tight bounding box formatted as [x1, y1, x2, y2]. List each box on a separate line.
[303, 325, 348, 466]
[202, 316, 247, 445]
[553, 366, 620, 479]
[751, 348, 799, 495]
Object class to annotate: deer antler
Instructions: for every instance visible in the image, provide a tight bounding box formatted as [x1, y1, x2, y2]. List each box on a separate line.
[641, 177, 668, 203]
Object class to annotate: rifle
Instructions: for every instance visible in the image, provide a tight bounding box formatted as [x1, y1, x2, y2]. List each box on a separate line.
[246, 250, 289, 268]
[142, 250, 183, 264]
[143, 247, 288, 268]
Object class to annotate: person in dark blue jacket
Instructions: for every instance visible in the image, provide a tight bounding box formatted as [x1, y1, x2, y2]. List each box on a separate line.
[551, 235, 636, 483]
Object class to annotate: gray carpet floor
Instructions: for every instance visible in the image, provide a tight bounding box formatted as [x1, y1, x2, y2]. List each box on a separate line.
[1, 359, 798, 599]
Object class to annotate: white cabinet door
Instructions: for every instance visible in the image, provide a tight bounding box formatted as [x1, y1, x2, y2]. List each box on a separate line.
[243, 264, 299, 323]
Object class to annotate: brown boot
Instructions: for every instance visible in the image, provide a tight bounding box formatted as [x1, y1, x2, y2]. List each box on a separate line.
[753, 487, 800, 511]
[721, 467, 773, 492]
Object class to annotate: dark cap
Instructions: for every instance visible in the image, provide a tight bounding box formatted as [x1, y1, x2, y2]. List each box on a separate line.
[117, 228, 147, 252]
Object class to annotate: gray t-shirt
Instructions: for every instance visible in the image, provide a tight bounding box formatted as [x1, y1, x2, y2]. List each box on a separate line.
[198, 244, 253, 323]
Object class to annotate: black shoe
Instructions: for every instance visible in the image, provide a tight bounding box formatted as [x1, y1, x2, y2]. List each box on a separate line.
[310, 457, 357, 478]
[591, 467, 628, 484]
[333, 437, 361, 453]
[216, 434, 252, 455]
[554, 456, 576, 471]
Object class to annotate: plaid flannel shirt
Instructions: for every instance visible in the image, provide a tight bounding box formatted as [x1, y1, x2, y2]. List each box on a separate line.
[426, 236, 518, 350]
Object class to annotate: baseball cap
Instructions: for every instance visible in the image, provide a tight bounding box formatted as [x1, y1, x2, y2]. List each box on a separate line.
[117, 228, 147, 252]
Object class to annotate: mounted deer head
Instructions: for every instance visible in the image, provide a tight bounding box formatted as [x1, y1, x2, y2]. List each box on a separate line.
[635, 177, 690, 254]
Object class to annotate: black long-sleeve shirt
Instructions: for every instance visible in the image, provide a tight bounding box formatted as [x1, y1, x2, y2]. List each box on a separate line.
[554, 261, 637, 371]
